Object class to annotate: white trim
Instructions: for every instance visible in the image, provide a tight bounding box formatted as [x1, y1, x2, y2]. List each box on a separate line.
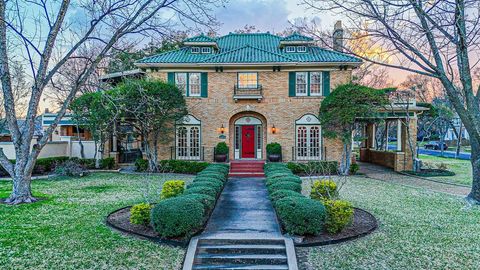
[177, 114, 201, 125]
[191, 47, 200, 54]
[201, 47, 212, 54]
[235, 116, 262, 125]
[286, 46, 296, 53]
[295, 72, 308, 96]
[188, 72, 201, 97]
[296, 114, 321, 125]
[309, 71, 323, 96]
[135, 61, 363, 68]
[297, 46, 307, 53]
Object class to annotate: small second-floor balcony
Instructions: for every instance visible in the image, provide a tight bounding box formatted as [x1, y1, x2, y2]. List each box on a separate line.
[233, 84, 263, 102]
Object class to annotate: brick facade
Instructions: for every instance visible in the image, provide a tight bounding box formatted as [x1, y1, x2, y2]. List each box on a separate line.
[146, 68, 351, 162]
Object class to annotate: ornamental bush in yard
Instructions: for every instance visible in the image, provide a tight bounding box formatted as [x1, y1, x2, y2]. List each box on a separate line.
[151, 197, 204, 238]
[269, 189, 304, 204]
[184, 186, 218, 198]
[266, 175, 302, 187]
[268, 181, 302, 194]
[130, 203, 153, 225]
[182, 194, 216, 212]
[310, 179, 338, 201]
[323, 200, 354, 234]
[188, 181, 223, 194]
[275, 196, 327, 235]
[160, 180, 185, 199]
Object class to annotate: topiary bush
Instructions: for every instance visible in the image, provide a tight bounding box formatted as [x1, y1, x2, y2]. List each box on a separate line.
[182, 193, 216, 213]
[310, 179, 338, 201]
[266, 175, 302, 187]
[184, 186, 218, 198]
[323, 200, 354, 234]
[349, 163, 360, 175]
[160, 180, 185, 199]
[150, 197, 204, 238]
[214, 142, 229, 155]
[135, 158, 148, 172]
[129, 203, 153, 225]
[275, 196, 327, 235]
[268, 181, 302, 194]
[266, 142, 282, 155]
[269, 189, 305, 204]
[188, 181, 223, 195]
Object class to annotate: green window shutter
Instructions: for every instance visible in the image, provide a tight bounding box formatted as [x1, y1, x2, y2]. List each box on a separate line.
[307, 72, 311, 96]
[167, 72, 175, 84]
[288, 72, 296, 97]
[201, 72, 208, 98]
[322, 71, 330, 96]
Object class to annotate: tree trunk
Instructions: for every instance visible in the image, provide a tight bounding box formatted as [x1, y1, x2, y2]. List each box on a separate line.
[76, 123, 85, 159]
[455, 123, 463, 158]
[5, 173, 36, 204]
[467, 139, 480, 205]
[340, 142, 352, 175]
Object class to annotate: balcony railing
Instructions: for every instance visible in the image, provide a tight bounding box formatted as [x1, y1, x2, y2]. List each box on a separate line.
[292, 146, 326, 161]
[233, 84, 263, 102]
[170, 146, 204, 161]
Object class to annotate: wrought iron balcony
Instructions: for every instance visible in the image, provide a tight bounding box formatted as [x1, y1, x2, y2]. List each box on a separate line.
[233, 84, 263, 102]
[170, 146, 205, 161]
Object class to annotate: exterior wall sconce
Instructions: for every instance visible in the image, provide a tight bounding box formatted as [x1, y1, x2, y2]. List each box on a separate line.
[271, 124, 276, 134]
[220, 124, 225, 134]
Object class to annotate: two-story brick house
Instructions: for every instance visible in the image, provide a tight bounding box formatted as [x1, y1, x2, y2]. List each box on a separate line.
[131, 31, 362, 163]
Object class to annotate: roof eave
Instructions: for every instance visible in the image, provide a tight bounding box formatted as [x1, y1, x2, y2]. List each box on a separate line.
[135, 61, 363, 68]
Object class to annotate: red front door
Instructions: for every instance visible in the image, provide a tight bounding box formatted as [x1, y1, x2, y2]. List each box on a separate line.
[241, 125, 255, 158]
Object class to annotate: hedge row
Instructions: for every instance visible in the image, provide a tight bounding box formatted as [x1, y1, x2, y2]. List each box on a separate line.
[265, 163, 327, 236]
[0, 156, 115, 176]
[135, 159, 209, 174]
[286, 161, 338, 175]
[150, 164, 229, 238]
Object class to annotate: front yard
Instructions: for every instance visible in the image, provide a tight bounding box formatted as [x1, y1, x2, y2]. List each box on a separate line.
[1, 172, 479, 269]
[419, 154, 472, 186]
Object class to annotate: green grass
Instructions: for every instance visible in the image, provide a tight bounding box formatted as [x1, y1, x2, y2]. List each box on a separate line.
[0, 173, 193, 270]
[303, 176, 480, 269]
[419, 154, 472, 186]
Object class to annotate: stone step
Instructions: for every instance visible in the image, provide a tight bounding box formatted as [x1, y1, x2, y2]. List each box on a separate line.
[199, 239, 285, 246]
[228, 173, 265, 178]
[194, 253, 288, 265]
[192, 264, 289, 270]
[197, 244, 286, 255]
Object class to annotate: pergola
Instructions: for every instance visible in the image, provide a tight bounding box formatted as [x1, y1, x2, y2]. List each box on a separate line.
[358, 99, 429, 172]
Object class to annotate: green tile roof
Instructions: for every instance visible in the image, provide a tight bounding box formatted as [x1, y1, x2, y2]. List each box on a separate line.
[281, 32, 314, 42]
[137, 32, 361, 65]
[183, 34, 216, 43]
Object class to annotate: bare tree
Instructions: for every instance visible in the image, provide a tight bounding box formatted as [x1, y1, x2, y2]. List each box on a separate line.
[303, 0, 480, 205]
[0, 0, 222, 204]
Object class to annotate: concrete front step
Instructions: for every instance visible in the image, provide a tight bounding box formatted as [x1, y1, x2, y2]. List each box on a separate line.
[194, 253, 288, 265]
[192, 264, 289, 270]
[228, 173, 265, 178]
[198, 244, 286, 255]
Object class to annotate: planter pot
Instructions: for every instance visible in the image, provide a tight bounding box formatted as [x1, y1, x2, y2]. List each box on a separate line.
[214, 154, 227, 163]
[268, 154, 281, 162]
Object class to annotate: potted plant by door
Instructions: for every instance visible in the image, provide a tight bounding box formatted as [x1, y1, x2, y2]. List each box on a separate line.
[266, 142, 282, 162]
[214, 142, 229, 162]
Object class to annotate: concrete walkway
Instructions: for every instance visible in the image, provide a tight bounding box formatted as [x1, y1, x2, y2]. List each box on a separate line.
[202, 177, 282, 238]
[359, 162, 470, 197]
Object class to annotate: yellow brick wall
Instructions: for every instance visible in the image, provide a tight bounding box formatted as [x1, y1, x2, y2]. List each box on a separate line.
[146, 69, 352, 162]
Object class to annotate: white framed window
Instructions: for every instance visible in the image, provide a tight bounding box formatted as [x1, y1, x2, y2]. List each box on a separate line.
[295, 72, 308, 96]
[189, 73, 201, 96]
[310, 72, 322, 96]
[297, 46, 307, 52]
[191, 47, 200, 53]
[175, 73, 187, 95]
[286, 46, 296, 53]
[176, 125, 201, 160]
[201, 47, 212, 54]
[237, 72, 258, 89]
[296, 125, 322, 160]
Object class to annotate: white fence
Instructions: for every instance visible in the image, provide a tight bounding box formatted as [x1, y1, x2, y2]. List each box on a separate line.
[0, 138, 101, 159]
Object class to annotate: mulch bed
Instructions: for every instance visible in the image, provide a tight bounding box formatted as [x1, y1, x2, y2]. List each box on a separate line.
[106, 206, 189, 247]
[404, 169, 456, 177]
[291, 208, 378, 247]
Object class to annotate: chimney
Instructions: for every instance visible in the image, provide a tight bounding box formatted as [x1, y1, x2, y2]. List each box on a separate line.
[333, 20, 344, 52]
[44, 108, 49, 113]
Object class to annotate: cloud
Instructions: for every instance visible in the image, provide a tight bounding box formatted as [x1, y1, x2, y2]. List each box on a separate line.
[215, 0, 292, 34]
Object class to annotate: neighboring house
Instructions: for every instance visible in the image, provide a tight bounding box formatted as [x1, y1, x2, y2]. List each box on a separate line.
[41, 112, 92, 142]
[102, 22, 422, 171]
[444, 116, 470, 142]
[0, 118, 43, 142]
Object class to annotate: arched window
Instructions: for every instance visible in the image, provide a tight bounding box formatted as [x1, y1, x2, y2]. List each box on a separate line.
[176, 115, 201, 160]
[295, 114, 322, 160]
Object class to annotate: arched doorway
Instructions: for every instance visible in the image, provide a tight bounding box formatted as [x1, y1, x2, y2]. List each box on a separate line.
[230, 114, 266, 160]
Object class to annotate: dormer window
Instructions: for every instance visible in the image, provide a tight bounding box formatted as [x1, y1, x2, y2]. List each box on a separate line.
[297, 46, 307, 53]
[201, 47, 212, 54]
[191, 47, 200, 54]
[286, 46, 296, 53]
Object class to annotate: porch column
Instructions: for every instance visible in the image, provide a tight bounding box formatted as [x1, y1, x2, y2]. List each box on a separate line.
[366, 123, 376, 149]
[397, 119, 402, 151]
[384, 121, 389, 151]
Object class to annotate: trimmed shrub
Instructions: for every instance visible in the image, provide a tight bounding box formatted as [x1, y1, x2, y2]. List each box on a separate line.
[287, 161, 338, 175]
[188, 181, 222, 195]
[129, 203, 153, 225]
[266, 142, 282, 155]
[100, 157, 116, 169]
[135, 158, 148, 172]
[275, 196, 327, 235]
[182, 194, 216, 213]
[160, 160, 209, 174]
[349, 163, 359, 175]
[197, 172, 227, 182]
[160, 180, 185, 199]
[214, 142, 229, 155]
[151, 197, 204, 238]
[266, 176, 302, 187]
[269, 189, 305, 203]
[268, 181, 302, 194]
[184, 186, 218, 198]
[310, 179, 338, 201]
[323, 200, 354, 234]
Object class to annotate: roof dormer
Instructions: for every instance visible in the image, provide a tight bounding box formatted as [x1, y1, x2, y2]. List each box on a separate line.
[280, 32, 314, 48]
[183, 34, 218, 53]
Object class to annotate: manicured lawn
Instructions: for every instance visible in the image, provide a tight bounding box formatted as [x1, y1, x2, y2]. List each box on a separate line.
[0, 173, 193, 270]
[302, 176, 480, 269]
[419, 154, 472, 186]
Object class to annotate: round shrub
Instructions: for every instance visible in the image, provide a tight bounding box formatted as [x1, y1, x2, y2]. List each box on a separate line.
[151, 197, 204, 238]
[349, 163, 360, 175]
[267, 172, 293, 179]
[310, 179, 338, 201]
[266, 176, 302, 187]
[184, 186, 218, 198]
[197, 172, 226, 181]
[182, 194, 216, 213]
[129, 203, 153, 225]
[160, 180, 185, 199]
[194, 177, 224, 186]
[188, 181, 223, 194]
[269, 189, 304, 206]
[275, 197, 327, 235]
[268, 181, 302, 194]
[323, 200, 354, 234]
